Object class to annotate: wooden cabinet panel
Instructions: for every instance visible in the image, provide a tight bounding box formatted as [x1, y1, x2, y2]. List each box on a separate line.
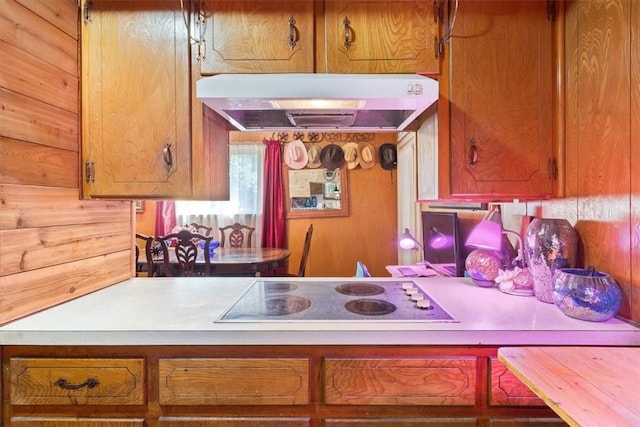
[323, 1, 440, 74]
[441, 0, 556, 200]
[8, 419, 144, 427]
[158, 358, 309, 405]
[325, 419, 477, 426]
[9, 358, 145, 406]
[324, 357, 476, 405]
[489, 358, 545, 407]
[81, 0, 192, 198]
[200, 1, 315, 74]
[158, 418, 309, 426]
[489, 419, 567, 426]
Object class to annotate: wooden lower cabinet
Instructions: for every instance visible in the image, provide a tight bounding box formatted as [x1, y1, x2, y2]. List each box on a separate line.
[2, 346, 566, 426]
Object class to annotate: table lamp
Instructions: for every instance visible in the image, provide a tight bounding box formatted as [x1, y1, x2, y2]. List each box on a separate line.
[464, 208, 529, 291]
[399, 228, 422, 250]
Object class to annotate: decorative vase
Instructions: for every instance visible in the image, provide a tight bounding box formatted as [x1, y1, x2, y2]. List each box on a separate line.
[552, 268, 622, 322]
[465, 249, 502, 288]
[524, 218, 577, 303]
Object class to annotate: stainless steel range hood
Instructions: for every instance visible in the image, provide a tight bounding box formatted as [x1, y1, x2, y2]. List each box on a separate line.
[196, 74, 438, 131]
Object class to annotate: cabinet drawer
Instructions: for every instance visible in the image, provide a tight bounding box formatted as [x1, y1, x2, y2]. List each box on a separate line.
[9, 358, 145, 406]
[9, 418, 144, 426]
[324, 357, 476, 405]
[489, 357, 546, 406]
[158, 417, 309, 426]
[158, 358, 309, 405]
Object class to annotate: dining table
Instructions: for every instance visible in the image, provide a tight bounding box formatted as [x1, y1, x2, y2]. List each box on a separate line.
[147, 247, 290, 277]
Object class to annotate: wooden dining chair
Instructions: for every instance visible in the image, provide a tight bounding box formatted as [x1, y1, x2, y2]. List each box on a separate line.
[219, 222, 255, 248]
[296, 224, 313, 277]
[135, 233, 155, 277]
[190, 222, 213, 236]
[263, 224, 313, 277]
[157, 229, 213, 277]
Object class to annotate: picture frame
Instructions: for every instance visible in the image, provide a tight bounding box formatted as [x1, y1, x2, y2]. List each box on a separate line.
[283, 165, 349, 219]
[135, 200, 145, 212]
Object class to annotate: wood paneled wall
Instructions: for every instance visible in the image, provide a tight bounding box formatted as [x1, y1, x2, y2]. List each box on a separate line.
[0, 0, 133, 325]
[503, 0, 639, 323]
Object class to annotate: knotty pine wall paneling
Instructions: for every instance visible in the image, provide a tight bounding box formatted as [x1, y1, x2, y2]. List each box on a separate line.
[0, 0, 133, 326]
[517, 0, 639, 322]
[631, 0, 640, 322]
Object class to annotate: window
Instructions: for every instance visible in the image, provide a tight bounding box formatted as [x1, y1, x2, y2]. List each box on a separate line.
[175, 143, 265, 245]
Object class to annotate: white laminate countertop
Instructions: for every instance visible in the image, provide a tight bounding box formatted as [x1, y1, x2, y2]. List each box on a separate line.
[0, 277, 637, 346]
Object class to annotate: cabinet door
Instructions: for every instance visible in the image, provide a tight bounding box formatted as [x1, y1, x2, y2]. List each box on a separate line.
[323, 1, 440, 74]
[200, 1, 314, 74]
[81, 0, 192, 198]
[445, 0, 556, 200]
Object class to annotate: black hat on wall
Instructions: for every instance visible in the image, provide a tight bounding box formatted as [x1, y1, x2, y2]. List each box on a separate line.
[320, 144, 345, 170]
[379, 143, 397, 170]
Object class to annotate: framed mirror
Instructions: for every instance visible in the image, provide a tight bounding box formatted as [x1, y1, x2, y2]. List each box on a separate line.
[283, 165, 349, 218]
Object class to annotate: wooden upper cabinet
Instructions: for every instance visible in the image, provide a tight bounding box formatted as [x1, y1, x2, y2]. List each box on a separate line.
[438, 0, 558, 200]
[322, 0, 440, 74]
[198, 0, 441, 75]
[81, 0, 192, 199]
[199, 1, 315, 74]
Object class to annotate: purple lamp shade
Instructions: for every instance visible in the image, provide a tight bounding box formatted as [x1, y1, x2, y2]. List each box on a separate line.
[465, 219, 503, 250]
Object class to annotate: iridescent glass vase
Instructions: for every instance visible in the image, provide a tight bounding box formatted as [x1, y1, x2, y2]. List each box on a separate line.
[524, 218, 577, 303]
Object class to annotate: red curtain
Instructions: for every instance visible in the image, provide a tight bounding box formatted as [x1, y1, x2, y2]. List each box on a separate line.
[261, 139, 287, 249]
[155, 200, 176, 237]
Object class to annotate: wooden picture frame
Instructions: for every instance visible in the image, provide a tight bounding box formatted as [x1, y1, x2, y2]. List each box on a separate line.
[283, 165, 349, 218]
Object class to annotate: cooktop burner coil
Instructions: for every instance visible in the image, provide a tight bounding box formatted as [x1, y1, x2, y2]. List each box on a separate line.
[335, 282, 385, 296]
[345, 299, 396, 316]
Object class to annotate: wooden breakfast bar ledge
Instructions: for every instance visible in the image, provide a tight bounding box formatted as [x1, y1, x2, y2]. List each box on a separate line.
[499, 346, 640, 427]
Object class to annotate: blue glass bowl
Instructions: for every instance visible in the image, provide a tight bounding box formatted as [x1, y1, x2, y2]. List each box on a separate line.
[552, 268, 622, 322]
[198, 240, 220, 256]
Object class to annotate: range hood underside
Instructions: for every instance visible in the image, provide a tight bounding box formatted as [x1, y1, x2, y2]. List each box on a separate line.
[221, 109, 416, 131]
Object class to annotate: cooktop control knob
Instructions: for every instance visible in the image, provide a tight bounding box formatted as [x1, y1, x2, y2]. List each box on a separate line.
[401, 282, 415, 290]
[411, 293, 424, 301]
[417, 299, 432, 309]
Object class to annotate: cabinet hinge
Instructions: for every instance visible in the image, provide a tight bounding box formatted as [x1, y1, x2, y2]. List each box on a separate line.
[434, 36, 445, 60]
[433, 1, 445, 60]
[433, 0, 445, 24]
[547, 158, 558, 180]
[85, 160, 96, 183]
[83, 0, 92, 24]
[546, 0, 557, 22]
[195, 0, 206, 62]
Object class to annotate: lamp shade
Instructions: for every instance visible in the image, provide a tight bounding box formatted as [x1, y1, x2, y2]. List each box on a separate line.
[465, 219, 503, 250]
[399, 228, 422, 250]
